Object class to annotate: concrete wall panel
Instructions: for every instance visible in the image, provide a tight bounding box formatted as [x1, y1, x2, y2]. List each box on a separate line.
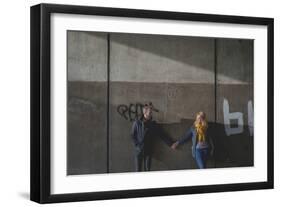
[109, 33, 216, 172]
[215, 39, 254, 167]
[67, 82, 108, 174]
[67, 31, 108, 81]
[67, 31, 108, 175]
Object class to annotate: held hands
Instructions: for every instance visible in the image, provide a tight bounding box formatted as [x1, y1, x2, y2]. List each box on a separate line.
[171, 141, 179, 150]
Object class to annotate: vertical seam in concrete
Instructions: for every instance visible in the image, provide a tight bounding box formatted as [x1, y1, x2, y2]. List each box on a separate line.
[251, 40, 254, 165]
[164, 82, 168, 122]
[66, 31, 69, 174]
[107, 33, 110, 173]
[214, 38, 217, 168]
[214, 39, 217, 124]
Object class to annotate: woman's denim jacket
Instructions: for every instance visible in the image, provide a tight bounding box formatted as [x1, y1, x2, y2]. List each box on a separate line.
[178, 126, 214, 158]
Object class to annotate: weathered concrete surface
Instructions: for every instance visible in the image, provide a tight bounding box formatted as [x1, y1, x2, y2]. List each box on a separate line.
[66, 31, 254, 175]
[67, 31, 108, 175]
[216, 39, 254, 84]
[67, 82, 108, 175]
[215, 39, 254, 167]
[110, 33, 215, 83]
[214, 85, 254, 167]
[67, 31, 108, 82]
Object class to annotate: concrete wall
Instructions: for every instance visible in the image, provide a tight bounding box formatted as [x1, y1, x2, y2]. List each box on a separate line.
[67, 32, 108, 174]
[109, 34, 216, 172]
[67, 31, 253, 175]
[215, 39, 254, 167]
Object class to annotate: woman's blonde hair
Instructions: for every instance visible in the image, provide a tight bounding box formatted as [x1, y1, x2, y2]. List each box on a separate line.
[194, 111, 208, 142]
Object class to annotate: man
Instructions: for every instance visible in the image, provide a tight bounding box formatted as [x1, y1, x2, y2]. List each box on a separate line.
[131, 102, 173, 171]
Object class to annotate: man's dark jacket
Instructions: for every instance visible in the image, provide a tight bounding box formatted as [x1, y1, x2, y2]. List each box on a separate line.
[131, 116, 172, 155]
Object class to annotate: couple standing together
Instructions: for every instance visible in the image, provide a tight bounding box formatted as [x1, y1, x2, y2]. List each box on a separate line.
[131, 103, 214, 171]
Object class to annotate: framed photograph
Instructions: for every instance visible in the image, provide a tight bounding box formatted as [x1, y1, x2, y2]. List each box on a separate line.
[30, 3, 274, 203]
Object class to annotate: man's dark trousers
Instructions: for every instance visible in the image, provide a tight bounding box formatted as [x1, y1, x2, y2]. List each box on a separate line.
[135, 149, 151, 171]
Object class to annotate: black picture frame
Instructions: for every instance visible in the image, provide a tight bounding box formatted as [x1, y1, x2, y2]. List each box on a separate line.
[30, 3, 274, 204]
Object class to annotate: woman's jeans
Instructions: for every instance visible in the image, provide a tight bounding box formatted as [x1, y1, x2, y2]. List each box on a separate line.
[195, 147, 209, 169]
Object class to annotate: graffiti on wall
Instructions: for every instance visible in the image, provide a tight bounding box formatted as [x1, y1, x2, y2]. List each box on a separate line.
[117, 102, 159, 122]
[223, 98, 253, 136]
[117, 103, 143, 122]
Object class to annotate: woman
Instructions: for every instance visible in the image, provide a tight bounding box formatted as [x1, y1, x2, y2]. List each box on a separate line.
[171, 111, 214, 169]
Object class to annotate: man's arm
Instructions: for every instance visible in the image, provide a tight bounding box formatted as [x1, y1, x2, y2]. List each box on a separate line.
[155, 123, 173, 146]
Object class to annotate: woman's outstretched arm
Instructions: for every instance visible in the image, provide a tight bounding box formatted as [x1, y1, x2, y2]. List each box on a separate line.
[171, 127, 192, 149]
